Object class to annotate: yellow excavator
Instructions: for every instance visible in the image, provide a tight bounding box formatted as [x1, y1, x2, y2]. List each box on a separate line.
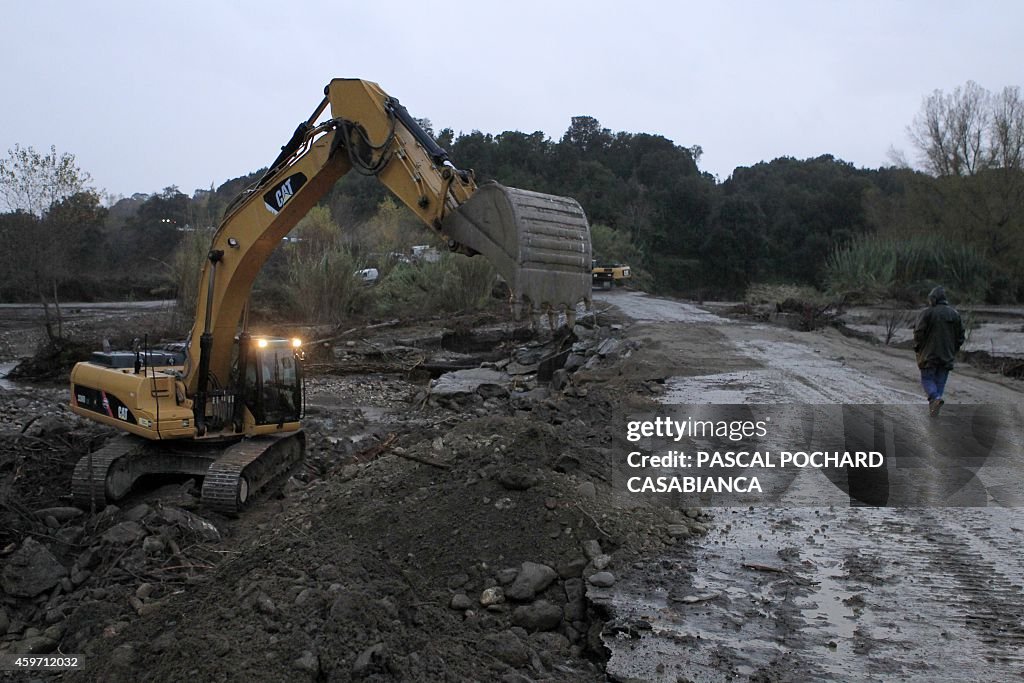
[68, 78, 592, 513]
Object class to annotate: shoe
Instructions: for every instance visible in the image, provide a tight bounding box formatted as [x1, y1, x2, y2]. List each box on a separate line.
[929, 398, 944, 417]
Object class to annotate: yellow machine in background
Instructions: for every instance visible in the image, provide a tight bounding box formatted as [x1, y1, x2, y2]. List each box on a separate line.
[592, 260, 631, 289]
[69, 78, 592, 513]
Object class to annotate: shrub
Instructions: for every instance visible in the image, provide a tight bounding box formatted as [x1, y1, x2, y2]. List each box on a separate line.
[285, 244, 369, 324]
[375, 253, 495, 316]
[824, 234, 992, 303]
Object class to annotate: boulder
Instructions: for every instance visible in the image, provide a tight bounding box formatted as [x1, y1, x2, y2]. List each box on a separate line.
[1, 538, 67, 597]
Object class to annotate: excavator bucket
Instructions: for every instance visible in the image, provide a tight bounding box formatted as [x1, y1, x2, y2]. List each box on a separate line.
[442, 183, 592, 316]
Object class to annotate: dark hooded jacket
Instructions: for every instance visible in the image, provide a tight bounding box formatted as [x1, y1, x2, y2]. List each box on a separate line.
[913, 286, 965, 369]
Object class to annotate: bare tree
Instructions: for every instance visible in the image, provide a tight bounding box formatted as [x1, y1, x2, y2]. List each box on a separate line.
[908, 81, 990, 177]
[0, 144, 92, 215]
[989, 86, 1024, 171]
[908, 82, 1024, 177]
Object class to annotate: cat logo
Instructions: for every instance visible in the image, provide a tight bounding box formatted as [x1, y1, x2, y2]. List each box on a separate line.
[263, 172, 308, 215]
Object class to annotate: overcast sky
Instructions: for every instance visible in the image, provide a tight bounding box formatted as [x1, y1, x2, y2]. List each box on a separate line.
[3, 1, 1020, 200]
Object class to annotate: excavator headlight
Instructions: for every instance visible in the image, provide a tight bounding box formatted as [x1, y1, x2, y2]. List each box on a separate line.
[256, 338, 268, 348]
[291, 338, 302, 348]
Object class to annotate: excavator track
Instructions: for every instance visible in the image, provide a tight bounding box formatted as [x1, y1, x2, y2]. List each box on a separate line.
[201, 431, 306, 515]
[71, 434, 153, 510]
[72, 432, 304, 515]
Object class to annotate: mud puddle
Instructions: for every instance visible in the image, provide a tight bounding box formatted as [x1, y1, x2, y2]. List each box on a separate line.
[600, 506, 1024, 681]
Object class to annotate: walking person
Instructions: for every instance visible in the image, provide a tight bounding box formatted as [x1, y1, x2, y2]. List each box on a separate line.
[913, 286, 965, 416]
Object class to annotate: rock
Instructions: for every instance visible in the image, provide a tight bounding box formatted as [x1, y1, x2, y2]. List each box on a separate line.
[596, 338, 621, 357]
[13, 636, 58, 654]
[315, 564, 340, 581]
[124, 503, 153, 522]
[530, 631, 571, 655]
[446, 572, 469, 589]
[563, 577, 587, 621]
[432, 369, 508, 399]
[1, 537, 67, 597]
[101, 521, 146, 545]
[158, 507, 220, 542]
[450, 594, 473, 611]
[563, 353, 586, 371]
[294, 588, 315, 606]
[554, 454, 580, 473]
[143, 536, 166, 555]
[666, 524, 691, 538]
[211, 636, 231, 657]
[137, 602, 162, 617]
[564, 578, 585, 602]
[587, 571, 616, 588]
[294, 650, 319, 674]
[479, 587, 505, 607]
[512, 388, 550, 408]
[110, 644, 137, 668]
[557, 557, 588, 579]
[497, 468, 540, 491]
[592, 554, 612, 570]
[505, 562, 557, 601]
[55, 526, 84, 545]
[581, 540, 603, 560]
[352, 643, 386, 677]
[255, 593, 277, 615]
[477, 383, 510, 400]
[70, 568, 91, 586]
[482, 630, 530, 668]
[151, 630, 176, 653]
[575, 481, 597, 500]
[36, 506, 83, 523]
[512, 600, 563, 632]
[136, 583, 155, 600]
[551, 369, 569, 391]
[77, 548, 100, 569]
[496, 568, 519, 585]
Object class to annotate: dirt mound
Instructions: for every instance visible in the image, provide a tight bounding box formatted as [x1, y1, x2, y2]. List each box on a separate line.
[57, 383, 685, 682]
[7, 337, 95, 382]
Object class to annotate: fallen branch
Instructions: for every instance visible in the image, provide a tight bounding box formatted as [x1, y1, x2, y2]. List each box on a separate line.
[394, 449, 452, 470]
[574, 503, 611, 538]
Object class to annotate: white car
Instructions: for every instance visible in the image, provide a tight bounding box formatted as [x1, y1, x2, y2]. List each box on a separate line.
[354, 268, 379, 285]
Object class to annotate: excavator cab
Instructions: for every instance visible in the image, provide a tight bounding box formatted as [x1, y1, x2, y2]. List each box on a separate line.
[234, 336, 303, 428]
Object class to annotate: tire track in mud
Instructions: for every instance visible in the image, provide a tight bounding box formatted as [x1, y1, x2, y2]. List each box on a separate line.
[600, 508, 1024, 682]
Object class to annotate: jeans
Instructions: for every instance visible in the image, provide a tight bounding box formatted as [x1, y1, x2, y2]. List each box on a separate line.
[920, 366, 950, 401]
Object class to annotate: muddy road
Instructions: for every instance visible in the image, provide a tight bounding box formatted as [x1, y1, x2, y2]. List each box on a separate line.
[592, 290, 1024, 682]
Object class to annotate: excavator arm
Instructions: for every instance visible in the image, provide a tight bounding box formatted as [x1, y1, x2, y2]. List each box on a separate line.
[185, 78, 591, 424]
